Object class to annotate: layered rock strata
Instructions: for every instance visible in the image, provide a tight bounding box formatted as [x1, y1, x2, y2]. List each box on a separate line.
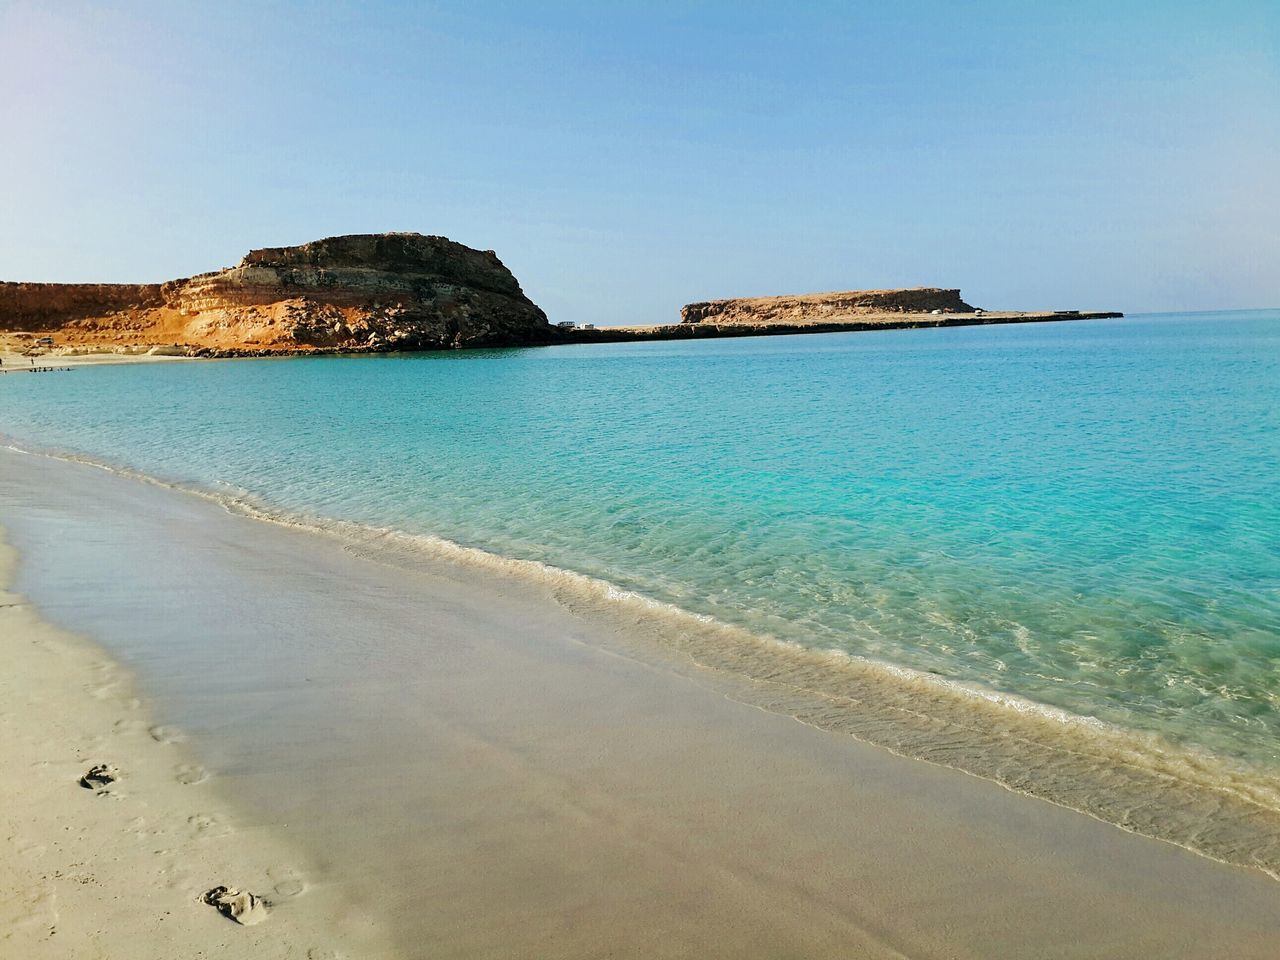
[0, 282, 166, 330]
[0, 234, 552, 354]
[681, 288, 976, 325]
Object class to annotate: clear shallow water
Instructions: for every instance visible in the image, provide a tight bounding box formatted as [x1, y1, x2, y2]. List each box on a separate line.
[3, 311, 1278, 773]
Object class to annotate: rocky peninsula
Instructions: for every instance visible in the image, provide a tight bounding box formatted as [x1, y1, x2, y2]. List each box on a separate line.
[0, 236, 1121, 360]
[681, 287, 977, 324]
[0, 233, 555, 357]
[570, 288, 1121, 345]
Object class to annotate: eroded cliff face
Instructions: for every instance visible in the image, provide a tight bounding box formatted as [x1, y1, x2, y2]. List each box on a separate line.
[681, 288, 975, 325]
[0, 234, 552, 354]
[0, 283, 166, 330]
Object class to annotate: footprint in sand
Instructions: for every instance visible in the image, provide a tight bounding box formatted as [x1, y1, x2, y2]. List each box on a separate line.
[149, 725, 187, 744]
[188, 813, 216, 833]
[174, 764, 208, 785]
[201, 885, 270, 925]
[88, 664, 125, 702]
[187, 812, 232, 839]
[79, 763, 119, 792]
[267, 865, 308, 899]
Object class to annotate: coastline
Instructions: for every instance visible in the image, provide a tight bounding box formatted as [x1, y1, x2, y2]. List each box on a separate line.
[0, 528, 397, 958]
[10, 438, 1280, 881]
[4, 445, 1280, 958]
[563, 309, 1125, 345]
[0, 347, 195, 370]
[1, 309, 1124, 364]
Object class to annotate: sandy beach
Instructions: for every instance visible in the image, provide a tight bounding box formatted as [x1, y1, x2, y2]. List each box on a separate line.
[4, 1, 1276, 954]
[2, 445, 1280, 959]
[0, 529, 394, 958]
[0, 345, 194, 371]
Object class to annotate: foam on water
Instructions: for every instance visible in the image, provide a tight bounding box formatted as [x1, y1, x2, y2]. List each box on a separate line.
[2, 310, 1279, 876]
[7, 440, 1280, 877]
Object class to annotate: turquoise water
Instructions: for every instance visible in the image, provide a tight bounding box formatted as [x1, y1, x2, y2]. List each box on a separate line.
[3, 311, 1279, 773]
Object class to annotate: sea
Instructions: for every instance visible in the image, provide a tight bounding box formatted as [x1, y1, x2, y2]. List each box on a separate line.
[3, 309, 1279, 868]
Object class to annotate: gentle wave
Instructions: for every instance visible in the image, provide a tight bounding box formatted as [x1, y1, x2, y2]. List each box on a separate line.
[8, 436, 1280, 881]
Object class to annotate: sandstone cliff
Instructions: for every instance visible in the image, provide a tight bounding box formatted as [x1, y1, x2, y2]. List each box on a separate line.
[0, 234, 552, 355]
[681, 288, 976, 325]
[0, 282, 166, 330]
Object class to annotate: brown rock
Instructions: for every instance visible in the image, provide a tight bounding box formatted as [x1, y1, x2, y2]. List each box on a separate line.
[681, 288, 976, 325]
[0, 233, 553, 354]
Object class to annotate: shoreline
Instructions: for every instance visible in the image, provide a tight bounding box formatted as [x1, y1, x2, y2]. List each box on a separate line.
[8, 438, 1280, 882]
[7, 448, 1280, 957]
[0, 349, 196, 370]
[562, 309, 1125, 344]
[1, 309, 1124, 365]
[0, 529, 397, 958]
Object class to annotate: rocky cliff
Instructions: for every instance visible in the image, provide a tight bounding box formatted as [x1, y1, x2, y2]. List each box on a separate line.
[681, 288, 976, 325]
[0, 282, 166, 330]
[0, 233, 553, 355]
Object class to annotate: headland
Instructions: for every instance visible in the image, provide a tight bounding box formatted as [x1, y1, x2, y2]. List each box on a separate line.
[0, 234, 1120, 361]
[0, 233, 555, 358]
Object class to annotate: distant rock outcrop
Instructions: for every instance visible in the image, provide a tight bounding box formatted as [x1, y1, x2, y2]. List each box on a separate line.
[0, 233, 553, 354]
[681, 288, 976, 325]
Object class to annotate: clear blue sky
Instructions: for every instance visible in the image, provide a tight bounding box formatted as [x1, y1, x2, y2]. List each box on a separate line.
[1, 1, 1277, 324]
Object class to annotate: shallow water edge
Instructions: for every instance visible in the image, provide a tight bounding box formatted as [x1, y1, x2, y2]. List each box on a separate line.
[7, 439, 1280, 883]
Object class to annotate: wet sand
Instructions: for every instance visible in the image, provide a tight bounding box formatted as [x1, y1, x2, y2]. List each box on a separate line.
[0, 534, 392, 958]
[2, 446, 1279, 958]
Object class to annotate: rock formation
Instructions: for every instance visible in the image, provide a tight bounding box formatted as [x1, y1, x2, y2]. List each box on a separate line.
[681, 288, 976, 325]
[0, 282, 167, 330]
[0, 233, 553, 355]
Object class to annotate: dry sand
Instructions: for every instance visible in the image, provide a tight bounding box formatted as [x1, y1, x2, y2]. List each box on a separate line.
[0, 346, 193, 370]
[3, 447, 1280, 958]
[0, 535, 395, 959]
